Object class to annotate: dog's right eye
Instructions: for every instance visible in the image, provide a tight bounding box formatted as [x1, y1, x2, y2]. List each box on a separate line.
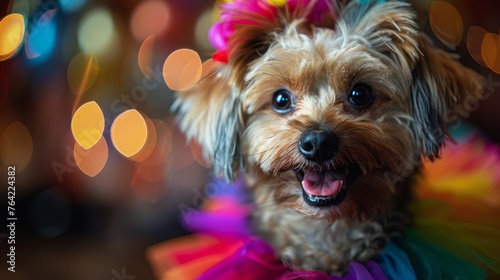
[272, 89, 295, 114]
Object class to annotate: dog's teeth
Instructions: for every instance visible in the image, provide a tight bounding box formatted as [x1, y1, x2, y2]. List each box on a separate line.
[340, 180, 345, 189]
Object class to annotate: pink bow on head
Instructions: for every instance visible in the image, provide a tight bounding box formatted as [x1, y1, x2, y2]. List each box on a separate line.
[209, 0, 333, 63]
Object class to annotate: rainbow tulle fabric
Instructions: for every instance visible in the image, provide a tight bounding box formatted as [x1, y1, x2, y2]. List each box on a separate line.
[148, 133, 500, 279]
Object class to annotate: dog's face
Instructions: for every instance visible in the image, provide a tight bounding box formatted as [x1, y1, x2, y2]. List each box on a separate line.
[175, 1, 483, 221]
[241, 25, 413, 220]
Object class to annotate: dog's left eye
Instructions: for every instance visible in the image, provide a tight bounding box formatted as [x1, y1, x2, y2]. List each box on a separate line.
[272, 89, 295, 114]
[348, 83, 374, 109]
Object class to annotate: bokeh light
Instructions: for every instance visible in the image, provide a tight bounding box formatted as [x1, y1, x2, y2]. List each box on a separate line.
[135, 159, 169, 184]
[0, 13, 25, 61]
[78, 8, 115, 54]
[25, 9, 57, 61]
[0, 121, 33, 172]
[131, 117, 157, 162]
[170, 120, 194, 170]
[111, 109, 148, 158]
[74, 135, 108, 177]
[467, 26, 488, 67]
[67, 52, 99, 96]
[71, 101, 105, 150]
[429, 1, 463, 48]
[195, 9, 215, 52]
[481, 33, 500, 74]
[135, 120, 172, 182]
[201, 58, 220, 78]
[163, 48, 202, 91]
[59, 0, 87, 13]
[10, 0, 40, 18]
[0, 69, 8, 107]
[130, 0, 170, 41]
[213, 0, 232, 16]
[130, 166, 169, 203]
[138, 34, 156, 79]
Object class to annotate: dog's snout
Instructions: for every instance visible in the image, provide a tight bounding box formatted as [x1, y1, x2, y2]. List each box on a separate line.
[299, 128, 338, 162]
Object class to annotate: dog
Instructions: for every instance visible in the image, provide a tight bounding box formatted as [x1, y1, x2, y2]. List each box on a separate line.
[173, 0, 484, 275]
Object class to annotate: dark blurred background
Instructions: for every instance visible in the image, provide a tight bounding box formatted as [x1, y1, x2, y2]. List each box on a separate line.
[0, 0, 498, 279]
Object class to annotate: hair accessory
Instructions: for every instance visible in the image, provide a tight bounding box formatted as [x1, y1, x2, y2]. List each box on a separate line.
[209, 0, 333, 63]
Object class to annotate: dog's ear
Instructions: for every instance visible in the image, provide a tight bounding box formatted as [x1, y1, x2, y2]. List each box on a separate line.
[340, 1, 422, 71]
[173, 67, 243, 181]
[410, 44, 484, 160]
[172, 3, 287, 181]
[342, 1, 484, 159]
[173, 2, 319, 180]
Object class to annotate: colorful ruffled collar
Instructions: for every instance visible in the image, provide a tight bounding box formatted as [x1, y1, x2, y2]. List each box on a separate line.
[147, 134, 500, 279]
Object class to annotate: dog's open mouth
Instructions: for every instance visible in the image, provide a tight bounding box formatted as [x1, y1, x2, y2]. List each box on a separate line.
[295, 166, 361, 207]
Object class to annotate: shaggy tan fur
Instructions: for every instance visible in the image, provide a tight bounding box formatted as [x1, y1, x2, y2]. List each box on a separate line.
[173, 0, 484, 275]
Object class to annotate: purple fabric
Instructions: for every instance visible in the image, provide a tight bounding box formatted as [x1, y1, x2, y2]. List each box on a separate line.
[280, 271, 331, 279]
[335, 262, 388, 280]
[365, 261, 388, 280]
[182, 209, 252, 237]
[197, 237, 391, 280]
[181, 177, 253, 237]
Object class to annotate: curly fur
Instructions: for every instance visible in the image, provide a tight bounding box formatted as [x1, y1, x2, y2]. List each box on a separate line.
[173, 0, 484, 275]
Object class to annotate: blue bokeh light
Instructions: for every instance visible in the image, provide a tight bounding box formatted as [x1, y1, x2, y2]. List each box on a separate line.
[25, 11, 57, 63]
[59, 0, 88, 13]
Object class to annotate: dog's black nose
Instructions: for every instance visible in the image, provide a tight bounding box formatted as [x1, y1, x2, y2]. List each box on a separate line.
[299, 128, 338, 162]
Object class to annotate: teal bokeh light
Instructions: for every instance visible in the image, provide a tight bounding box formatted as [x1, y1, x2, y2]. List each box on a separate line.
[25, 10, 57, 63]
[59, 0, 87, 13]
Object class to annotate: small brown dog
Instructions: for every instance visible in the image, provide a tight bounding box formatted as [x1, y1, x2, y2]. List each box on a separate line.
[174, 0, 483, 275]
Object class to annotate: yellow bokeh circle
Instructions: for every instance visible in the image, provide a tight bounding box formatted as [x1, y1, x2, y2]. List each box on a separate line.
[0, 13, 25, 61]
[111, 109, 148, 158]
[71, 101, 105, 150]
[163, 48, 202, 91]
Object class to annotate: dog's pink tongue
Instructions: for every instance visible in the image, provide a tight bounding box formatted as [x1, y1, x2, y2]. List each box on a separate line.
[302, 171, 344, 196]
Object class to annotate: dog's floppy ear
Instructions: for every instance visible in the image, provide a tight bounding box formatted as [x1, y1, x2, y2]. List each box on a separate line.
[340, 1, 422, 72]
[410, 44, 484, 159]
[343, 1, 484, 159]
[173, 67, 243, 181]
[173, 2, 303, 180]
[172, 3, 284, 181]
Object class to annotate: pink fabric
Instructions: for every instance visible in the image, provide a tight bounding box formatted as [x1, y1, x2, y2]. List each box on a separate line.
[198, 239, 288, 280]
